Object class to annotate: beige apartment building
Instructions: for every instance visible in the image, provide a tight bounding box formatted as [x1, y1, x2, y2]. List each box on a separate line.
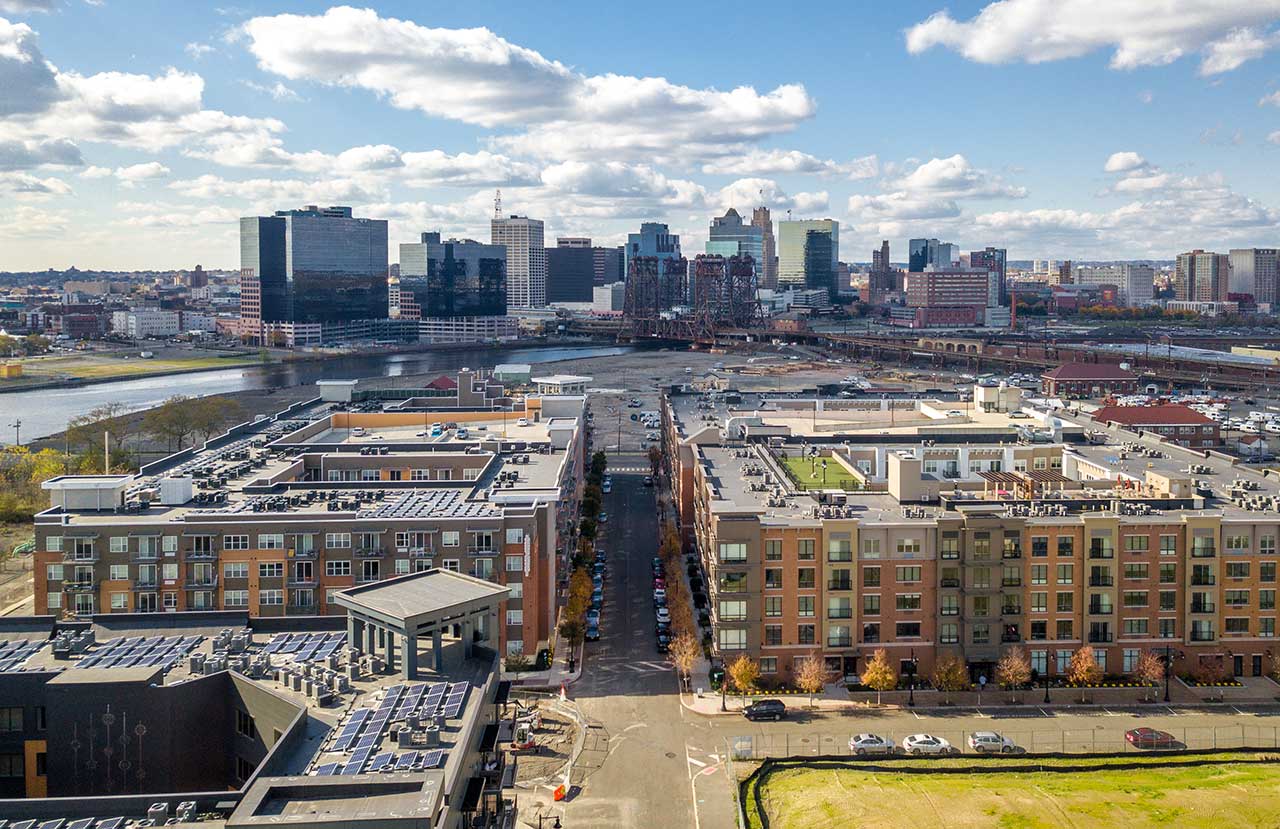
[33, 379, 587, 657]
[668, 384, 1280, 684]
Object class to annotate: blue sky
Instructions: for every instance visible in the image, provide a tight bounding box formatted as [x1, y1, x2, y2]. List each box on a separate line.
[1, 0, 1279, 270]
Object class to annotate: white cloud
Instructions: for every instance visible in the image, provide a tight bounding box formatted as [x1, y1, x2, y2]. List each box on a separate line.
[1261, 91, 1280, 107]
[0, 1, 58, 14]
[701, 149, 878, 180]
[905, 1, 1280, 74]
[0, 17, 64, 116]
[0, 170, 70, 196]
[114, 161, 170, 184]
[0, 205, 68, 239]
[78, 165, 111, 178]
[240, 6, 815, 163]
[0, 136, 81, 170]
[847, 191, 961, 221]
[1200, 27, 1279, 75]
[715, 178, 828, 214]
[890, 154, 1026, 199]
[168, 173, 384, 205]
[1103, 151, 1147, 173]
[1270, 130, 1280, 145]
[540, 160, 706, 207]
[184, 42, 215, 60]
[401, 150, 538, 187]
[241, 79, 300, 101]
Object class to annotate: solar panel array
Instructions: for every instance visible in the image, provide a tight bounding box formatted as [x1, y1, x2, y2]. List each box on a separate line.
[74, 635, 203, 671]
[360, 489, 497, 520]
[318, 680, 471, 776]
[0, 639, 47, 673]
[2, 820, 124, 829]
[263, 631, 345, 662]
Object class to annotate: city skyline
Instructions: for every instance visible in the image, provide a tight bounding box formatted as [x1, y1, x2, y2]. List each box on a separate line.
[1, 1, 1279, 270]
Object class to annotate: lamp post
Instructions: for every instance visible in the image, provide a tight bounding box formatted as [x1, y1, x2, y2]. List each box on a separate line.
[1161, 644, 1181, 704]
[907, 648, 918, 707]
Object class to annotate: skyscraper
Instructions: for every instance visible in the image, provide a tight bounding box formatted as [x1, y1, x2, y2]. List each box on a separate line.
[778, 219, 839, 296]
[1229, 249, 1279, 305]
[491, 215, 546, 308]
[397, 233, 506, 319]
[969, 247, 1008, 305]
[1175, 250, 1230, 302]
[751, 207, 777, 290]
[239, 205, 388, 345]
[592, 246, 624, 286]
[908, 238, 957, 272]
[546, 241, 596, 303]
[872, 240, 890, 272]
[706, 208, 764, 276]
[624, 222, 682, 279]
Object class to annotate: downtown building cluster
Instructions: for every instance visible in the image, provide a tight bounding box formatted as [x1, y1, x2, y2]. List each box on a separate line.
[663, 381, 1280, 685]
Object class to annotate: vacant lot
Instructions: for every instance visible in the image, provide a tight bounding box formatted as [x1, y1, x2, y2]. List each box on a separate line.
[743, 753, 1280, 829]
[778, 455, 860, 491]
[13, 352, 257, 381]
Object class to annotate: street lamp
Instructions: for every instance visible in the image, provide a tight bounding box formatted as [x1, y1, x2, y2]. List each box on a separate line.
[907, 648, 918, 707]
[1161, 644, 1182, 703]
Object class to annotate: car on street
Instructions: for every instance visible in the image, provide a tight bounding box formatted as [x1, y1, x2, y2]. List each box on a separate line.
[848, 734, 896, 756]
[593, 562, 606, 577]
[655, 607, 670, 624]
[592, 575, 603, 590]
[643, 476, 653, 486]
[585, 622, 600, 641]
[655, 634, 670, 653]
[455, 427, 468, 439]
[967, 732, 1017, 754]
[655, 620, 670, 636]
[743, 699, 786, 722]
[598, 512, 608, 523]
[516, 417, 529, 427]
[1125, 728, 1178, 749]
[591, 589, 603, 607]
[653, 576, 666, 588]
[586, 608, 600, 625]
[653, 588, 667, 605]
[902, 734, 955, 755]
[602, 482, 612, 494]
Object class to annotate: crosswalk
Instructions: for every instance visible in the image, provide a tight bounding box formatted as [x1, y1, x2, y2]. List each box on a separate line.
[606, 466, 650, 474]
[592, 660, 674, 674]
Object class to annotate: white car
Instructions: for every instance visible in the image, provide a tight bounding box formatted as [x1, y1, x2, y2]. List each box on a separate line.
[516, 417, 529, 427]
[967, 731, 1017, 754]
[848, 733, 895, 756]
[655, 607, 671, 624]
[902, 734, 955, 755]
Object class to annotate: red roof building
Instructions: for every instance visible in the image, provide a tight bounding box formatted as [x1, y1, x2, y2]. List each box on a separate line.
[1041, 362, 1138, 399]
[424, 375, 458, 391]
[1091, 404, 1219, 448]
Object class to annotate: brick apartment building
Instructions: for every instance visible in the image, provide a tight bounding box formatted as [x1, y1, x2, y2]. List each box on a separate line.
[1092, 404, 1220, 448]
[1040, 363, 1139, 399]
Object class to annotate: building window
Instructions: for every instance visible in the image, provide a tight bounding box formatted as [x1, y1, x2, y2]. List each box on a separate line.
[224, 562, 248, 579]
[719, 601, 746, 621]
[1227, 562, 1250, 580]
[896, 622, 921, 638]
[940, 533, 959, 560]
[764, 625, 782, 646]
[259, 562, 283, 579]
[797, 568, 815, 589]
[364, 560, 383, 580]
[829, 540, 853, 562]
[0, 708, 22, 732]
[940, 624, 958, 644]
[939, 595, 956, 616]
[897, 539, 921, 555]
[1055, 620, 1073, 639]
[720, 542, 747, 563]
[1123, 591, 1148, 609]
[895, 594, 921, 611]
[1125, 535, 1149, 553]
[46, 593, 62, 610]
[861, 539, 881, 559]
[225, 590, 248, 608]
[1057, 537, 1074, 558]
[1225, 618, 1250, 635]
[759, 657, 777, 674]
[1124, 618, 1149, 636]
[1261, 590, 1276, 611]
[109, 536, 128, 554]
[896, 566, 921, 583]
[862, 566, 881, 587]
[797, 539, 816, 560]
[764, 597, 782, 617]
[1125, 563, 1149, 580]
[325, 533, 351, 549]
[1031, 536, 1049, 557]
[442, 531, 460, 547]
[719, 629, 746, 651]
[236, 709, 255, 739]
[260, 590, 283, 606]
[1031, 592, 1047, 613]
[1031, 565, 1048, 585]
[1056, 592, 1074, 612]
[0, 754, 22, 777]
[224, 535, 249, 551]
[506, 555, 523, 572]
[325, 560, 351, 577]
[1262, 618, 1276, 638]
[764, 569, 782, 590]
[110, 593, 127, 611]
[798, 596, 815, 617]
[1262, 536, 1277, 555]
[1056, 564, 1074, 584]
[798, 624, 816, 645]
[507, 610, 523, 626]
[971, 624, 990, 645]
[763, 540, 782, 561]
[46, 564, 63, 582]
[1225, 590, 1249, 608]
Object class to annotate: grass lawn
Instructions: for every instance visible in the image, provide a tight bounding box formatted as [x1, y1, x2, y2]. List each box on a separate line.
[778, 455, 860, 490]
[14, 354, 257, 380]
[743, 753, 1280, 829]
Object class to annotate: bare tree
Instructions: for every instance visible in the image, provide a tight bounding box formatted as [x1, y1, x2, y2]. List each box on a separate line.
[794, 652, 831, 708]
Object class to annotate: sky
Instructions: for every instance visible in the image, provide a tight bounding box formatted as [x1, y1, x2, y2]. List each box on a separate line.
[1, 0, 1279, 271]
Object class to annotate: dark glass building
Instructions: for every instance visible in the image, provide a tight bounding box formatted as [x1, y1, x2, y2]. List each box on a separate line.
[398, 233, 507, 318]
[803, 229, 836, 301]
[546, 245, 595, 302]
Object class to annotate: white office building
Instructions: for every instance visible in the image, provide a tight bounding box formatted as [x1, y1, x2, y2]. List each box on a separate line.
[491, 215, 547, 309]
[1072, 264, 1155, 307]
[111, 308, 182, 339]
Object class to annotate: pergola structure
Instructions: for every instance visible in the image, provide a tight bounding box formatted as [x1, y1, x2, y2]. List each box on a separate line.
[334, 569, 510, 680]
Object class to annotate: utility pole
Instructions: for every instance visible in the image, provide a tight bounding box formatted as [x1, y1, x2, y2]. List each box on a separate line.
[9, 418, 19, 448]
[104, 430, 110, 473]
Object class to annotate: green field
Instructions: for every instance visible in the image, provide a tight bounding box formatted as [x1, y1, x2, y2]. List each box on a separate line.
[743, 753, 1280, 829]
[778, 455, 860, 490]
[10, 353, 257, 381]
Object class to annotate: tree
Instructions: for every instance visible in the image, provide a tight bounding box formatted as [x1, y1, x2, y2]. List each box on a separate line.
[930, 653, 969, 705]
[859, 648, 898, 706]
[995, 647, 1032, 702]
[647, 445, 662, 477]
[143, 395, 196, 452]
[1193, 657, 1229, 686]
[188, 396, 246, 444]
[794, 652, 830, 708]
[567, 568, 593, 619]
[558, 617, 584, 670]
[1135, 650, 1165, 701]
[1067, 645, 1103, 702]
[669, 633, 701, 690]
[727, 654, 760, 705]
[66, 402, 135, 472]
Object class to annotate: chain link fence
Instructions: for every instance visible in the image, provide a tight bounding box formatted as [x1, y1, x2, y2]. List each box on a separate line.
[728, 723, 1280, 760]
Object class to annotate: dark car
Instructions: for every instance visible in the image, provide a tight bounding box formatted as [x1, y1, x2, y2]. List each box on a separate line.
[585, 622, 600, 641]
[743, 699, 787, 722]
[643, 476, 653, 486]
[656, 634, 670, 653]
[652, 557, 663, 571]
[1125, 728, 1177, 749]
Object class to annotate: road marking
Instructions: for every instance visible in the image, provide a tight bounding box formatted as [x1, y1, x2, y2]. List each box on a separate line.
[687, 757, 706, 768]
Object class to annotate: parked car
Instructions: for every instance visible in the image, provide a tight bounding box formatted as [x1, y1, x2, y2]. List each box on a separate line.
[653, 577, 666, 589]
[652, 557, 663, 571]
[591, 589, 603, 607]
[516, 417, 529, 427]
[1125, 728, 1177, 749]
[585, 622, 600, 641]
[902, 734, 955, 755]
[743, 699, 787, 722]
[455, 427, 468, 439]
[655, 607, 671, 624]
[643, 476, 653, 486]
[602, 482, 612, 494]
[848, 733, 896, 756]
[967, 732, 1017, 754]
[655, 620, 671, 636]
[586, 608, 600, 625]
[598, 512, 608, 523]
[656, 634, 670, 653]
[653, 588, 667, 605]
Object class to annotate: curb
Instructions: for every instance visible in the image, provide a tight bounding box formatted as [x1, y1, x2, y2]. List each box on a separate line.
[677, 695, 1280, 718]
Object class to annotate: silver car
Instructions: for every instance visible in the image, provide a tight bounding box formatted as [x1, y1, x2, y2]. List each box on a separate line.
[967, 731, 1017, 754]
[902, 734, 955, 755]
[848, 733, 895, 756]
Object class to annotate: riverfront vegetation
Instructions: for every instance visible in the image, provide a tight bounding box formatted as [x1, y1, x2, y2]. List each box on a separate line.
[743, 753, 1280, 829]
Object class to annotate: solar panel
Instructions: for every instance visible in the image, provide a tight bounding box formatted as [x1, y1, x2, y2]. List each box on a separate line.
[395, 751, 419, 770]
[37, 819, 64, 829]
[66, 819, 94, 829]
[11, 821, 36, 829]
[314, 762, 340, 775]
[366, 751, 395, 772]
[95, 818, 124, 829]
[420, 749, 445, 769]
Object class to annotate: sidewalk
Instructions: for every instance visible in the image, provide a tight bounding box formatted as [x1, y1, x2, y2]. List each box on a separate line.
[503, 639, 584, 690]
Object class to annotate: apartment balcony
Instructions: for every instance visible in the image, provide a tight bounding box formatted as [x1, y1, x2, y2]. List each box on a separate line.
[1001, 633, 1022, 643]
[1089, 576, 1115, 587]
[1088, 551, 1115, 560]
[941, 608, 959, 616]
[1191, 548, 1217, 559]
[406, 549, 435, 560]
[1001, 605, 1022, 616]
[940, 578, 960, 588]
[62, 552, 98, 564]
[290, 548, 318, 559]
[1088, 632, 1114, 644]
[827, 579, 853, 591]
[354, 548, 385, 558]
[469, 548, 497, 557]
[827, 637, 854, 648]
[356, 575, 382, 585]
[1190, 630, 1216, 642]
[1001, 577, 1022, 587]
[186, 549, 217, 560]
[132, 578, 158, 590]
[287, 575, 319, 588]
[828, 609, 853, 620]
[1087, 603, 1114, 615]
[1191, 602, 1217, 614]
[1002, 550, 1023, 560]
[185, 575, 218, 589]
[1191, 576, 1216, 586]
[286, 604, 317, 616]
[131, 551, 160, 562]
[65, 580, 96, 592]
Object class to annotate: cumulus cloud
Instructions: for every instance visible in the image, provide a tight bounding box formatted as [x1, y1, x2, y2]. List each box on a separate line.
[0, 17, 64, 116]
[168, 173, 385, 205]
[1261, 91, 1280, 107]
[847, 192, 961, 221]
[0, 1, 58, 14]
[701, 149, 878, 180]
[0, 136, 81, 170]
[0, 205, 67, 239]
[1103, 151, 1147, 173]
[78, 165, 111, 178]
[889, 154, 1026, 199]
[715, 177, 828, 213]
[184, 42, 215, 60]
[240, 6, 815, 163]
[905, 1, 1280, 74]
[241, 80, 300, 101]
[0, 170, 70, 196]
[114, 161, 170, 184]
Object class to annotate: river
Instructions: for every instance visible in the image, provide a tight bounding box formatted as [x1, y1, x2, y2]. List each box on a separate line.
[0, 343, 634, 442]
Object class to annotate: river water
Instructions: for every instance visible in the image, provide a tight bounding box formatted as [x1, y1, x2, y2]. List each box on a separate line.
[0, 343, 634, 442]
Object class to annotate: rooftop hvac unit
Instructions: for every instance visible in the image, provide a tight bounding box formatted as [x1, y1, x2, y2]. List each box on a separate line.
[159, 477, 194, 506]
[147, 803, 170, 821]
